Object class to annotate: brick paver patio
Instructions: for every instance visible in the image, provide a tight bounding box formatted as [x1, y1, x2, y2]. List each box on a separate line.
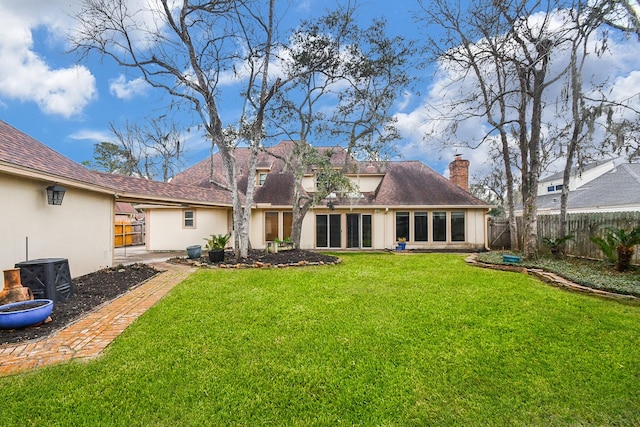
[0, 262, 195, 377]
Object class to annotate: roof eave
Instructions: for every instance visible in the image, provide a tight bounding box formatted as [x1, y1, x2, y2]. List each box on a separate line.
[0, 161, 116, 196]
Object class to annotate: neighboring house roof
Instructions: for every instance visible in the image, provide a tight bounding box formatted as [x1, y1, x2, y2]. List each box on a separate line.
[173, 140, 489, 208]
[0, 120, 232, 207]
[536, 163, 640, 213]
[115, 202, 137, 215]
[540, 158, 618, 183]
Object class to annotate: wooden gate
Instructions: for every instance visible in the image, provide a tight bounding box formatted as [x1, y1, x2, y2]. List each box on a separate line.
[115, 220, 145, 247]
[489, 218, 511, 250]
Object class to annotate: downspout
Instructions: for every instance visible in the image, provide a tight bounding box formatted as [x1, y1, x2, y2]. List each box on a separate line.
[484, 209, 491, 251]
[384, 207, 389, 250]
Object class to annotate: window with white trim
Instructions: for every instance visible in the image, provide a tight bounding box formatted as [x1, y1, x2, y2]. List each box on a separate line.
[183, 210, 196, 228]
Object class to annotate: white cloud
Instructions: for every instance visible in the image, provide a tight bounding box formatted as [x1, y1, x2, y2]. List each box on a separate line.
[181, 129, 210, 152]
[396, 91, 413, 112]
[0, 1, 97, 118]
[109, 75, 148, 100]
[296, 1, 313, 13]
[69, 129, 112, 143]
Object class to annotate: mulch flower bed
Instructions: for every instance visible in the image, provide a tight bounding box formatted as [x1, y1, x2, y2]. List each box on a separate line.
[170, 249, 340, 268]
[1, 263, 159, 346]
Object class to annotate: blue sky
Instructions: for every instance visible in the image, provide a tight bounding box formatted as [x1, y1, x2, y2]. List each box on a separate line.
[0, 0, 638, 181]
[0, 1, 439, 172]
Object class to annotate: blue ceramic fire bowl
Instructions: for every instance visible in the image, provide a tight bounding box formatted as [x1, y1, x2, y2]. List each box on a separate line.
[0, 299, 54, 329]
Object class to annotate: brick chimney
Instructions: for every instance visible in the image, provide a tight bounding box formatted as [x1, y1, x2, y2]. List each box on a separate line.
[449, 154, 470, 191]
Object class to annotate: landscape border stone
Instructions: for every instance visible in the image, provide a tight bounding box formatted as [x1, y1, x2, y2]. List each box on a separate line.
[465, 253, 638, 302]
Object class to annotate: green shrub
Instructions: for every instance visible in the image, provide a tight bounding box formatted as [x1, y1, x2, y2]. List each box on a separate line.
[542, 235, 573, 258]
[591, 225, 640, 272]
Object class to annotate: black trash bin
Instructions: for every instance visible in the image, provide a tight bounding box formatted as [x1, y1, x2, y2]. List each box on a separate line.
[15, 258, 73, 303]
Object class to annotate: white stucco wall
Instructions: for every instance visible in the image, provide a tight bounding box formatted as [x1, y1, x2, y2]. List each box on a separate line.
[280, 207, 488, 251]
[146, 207, 231, 251]
[351, 175, 383, 192]
[301, 174, 383, 194]
[1, 174, 113, 277]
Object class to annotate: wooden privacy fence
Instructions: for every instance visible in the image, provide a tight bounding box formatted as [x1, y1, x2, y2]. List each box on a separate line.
[115, 220, 145, 247]
[492, 211, 640, 264]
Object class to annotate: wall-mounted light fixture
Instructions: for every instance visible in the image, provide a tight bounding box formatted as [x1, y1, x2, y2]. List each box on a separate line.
[46, 184, 66, 205]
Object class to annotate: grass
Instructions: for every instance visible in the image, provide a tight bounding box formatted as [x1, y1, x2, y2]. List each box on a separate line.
[478, 250, 640, 296]
[1, 253, 639, 426]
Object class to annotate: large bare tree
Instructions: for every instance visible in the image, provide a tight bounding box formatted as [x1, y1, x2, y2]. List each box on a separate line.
[266, 8, 414, 249]
[71, 0, 284, 258]
[108, 118, 185, 182]
[418, 0, 596, 259]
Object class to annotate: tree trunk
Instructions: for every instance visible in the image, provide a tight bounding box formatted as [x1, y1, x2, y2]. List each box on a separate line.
[498, 130, 519, 250]
[521, 38, 551, 260]
[290, 200, 312, 250]
[561, 36, 590, 239]
[616, 246, 634, 272]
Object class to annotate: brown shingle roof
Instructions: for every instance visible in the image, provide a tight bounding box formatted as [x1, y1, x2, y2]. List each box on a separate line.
[173, 140, 489, 208]
[115, 202, 137, 214]
[0, 122, 487, 209]
[255, 172, 295, 205]
[0, 120, 103, 186]
[95, 172, 233, 205]
[374, 162, 488, 206]
[0, 120, 232, 206]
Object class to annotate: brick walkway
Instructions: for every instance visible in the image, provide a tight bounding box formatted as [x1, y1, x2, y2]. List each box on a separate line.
[0, 262, 196, 377]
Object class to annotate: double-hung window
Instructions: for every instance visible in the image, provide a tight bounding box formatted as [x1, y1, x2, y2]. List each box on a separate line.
[451, 211, 465, 242]
[395, 212, 409, 241]
[433, 211, 447, 241]
[414, 212, 428, 241]
[183, 210, 195, 228]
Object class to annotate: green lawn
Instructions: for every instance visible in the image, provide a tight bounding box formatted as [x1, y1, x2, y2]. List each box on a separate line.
[1, 253, 639, 426]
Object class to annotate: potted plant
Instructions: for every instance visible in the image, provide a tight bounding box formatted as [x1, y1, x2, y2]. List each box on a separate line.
[186, 245, 202, 259]
[271, 237, 293, 252]
[282, 236, 293, 249]
[397, 237, 407, 251]
[204, 233, 230, 262]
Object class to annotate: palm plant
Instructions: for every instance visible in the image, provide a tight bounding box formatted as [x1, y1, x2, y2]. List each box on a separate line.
[591, 226, 640, 272]
[542, 235, 573, 258]
[204, 233, 230, 251]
